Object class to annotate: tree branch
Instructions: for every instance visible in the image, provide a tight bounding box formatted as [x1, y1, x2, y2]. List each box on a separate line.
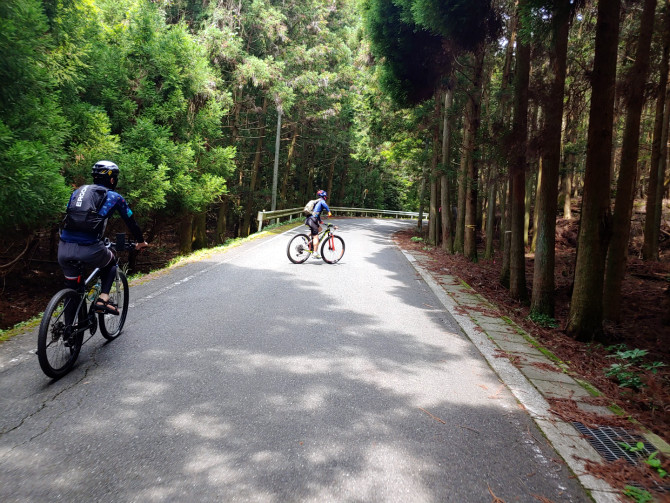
[0, 236, 33, 271]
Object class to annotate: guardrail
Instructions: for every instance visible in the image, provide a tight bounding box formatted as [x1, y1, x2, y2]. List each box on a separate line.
[257, 206, 423, 231]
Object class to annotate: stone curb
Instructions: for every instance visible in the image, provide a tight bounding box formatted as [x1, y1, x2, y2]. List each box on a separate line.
[399, 249, 654, 503]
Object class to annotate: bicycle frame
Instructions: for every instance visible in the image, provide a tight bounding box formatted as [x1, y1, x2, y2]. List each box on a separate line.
[318, 225, 335, 244]
[306, 224, 335, 250]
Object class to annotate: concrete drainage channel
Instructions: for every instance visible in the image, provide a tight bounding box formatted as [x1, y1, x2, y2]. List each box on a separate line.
[400, 248, 670, 503]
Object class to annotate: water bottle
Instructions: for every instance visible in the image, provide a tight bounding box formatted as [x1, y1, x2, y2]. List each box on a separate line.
[87, 280, 101, 302]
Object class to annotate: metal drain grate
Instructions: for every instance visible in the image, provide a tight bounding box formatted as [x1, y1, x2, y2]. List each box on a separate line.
[572, 422, 670, 495]
[571, 422, 657, 464]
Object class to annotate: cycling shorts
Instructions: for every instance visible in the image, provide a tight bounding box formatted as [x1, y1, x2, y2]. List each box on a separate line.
[305, 216, 320, 236]
[58, 240, 113, 279]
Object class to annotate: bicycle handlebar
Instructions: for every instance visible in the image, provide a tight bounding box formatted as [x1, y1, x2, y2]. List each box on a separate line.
[106, 233, 140, 251]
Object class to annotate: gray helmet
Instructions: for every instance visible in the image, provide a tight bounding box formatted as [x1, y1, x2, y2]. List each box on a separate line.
[91, 160, 119, 189]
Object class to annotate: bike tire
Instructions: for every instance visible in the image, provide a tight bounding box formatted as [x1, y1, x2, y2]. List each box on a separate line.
[287, 234, 312, 264]
[321, 235, 345, 264]
[37, 289, 84, 379]
[99, 270, 129, 340]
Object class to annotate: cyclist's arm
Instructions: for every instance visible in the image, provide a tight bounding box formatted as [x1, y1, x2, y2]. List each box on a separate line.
[104, 192, 146, 246]
[317, 201, 332, 222]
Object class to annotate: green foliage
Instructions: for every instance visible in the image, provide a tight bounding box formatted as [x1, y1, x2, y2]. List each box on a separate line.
[604, 346, 665, 390]
[0, 121, 70, 233]
[405, 0, 501, 51]
[0, 0, 426, 246]
[362, 0, 443, 105]
[0, 0, 71, 234]
[619, 441, 647, 454]
[645, 451, 667, 478]
[528, 312, 559, 328]
[623, 485, 654, 503]
[605, 363, 644, 389]
[619, 442, 668, 479]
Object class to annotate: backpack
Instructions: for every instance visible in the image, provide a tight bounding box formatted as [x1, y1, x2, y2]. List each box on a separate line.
[62, 184, 109, 237]
[303, 199, 318, 216]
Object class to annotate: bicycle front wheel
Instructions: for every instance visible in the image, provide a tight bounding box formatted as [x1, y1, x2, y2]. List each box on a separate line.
[321, 235, 345, 264]
[37, 289, 84, 378]
[287, 234, 311, 264]
[99, 270, 129, 340]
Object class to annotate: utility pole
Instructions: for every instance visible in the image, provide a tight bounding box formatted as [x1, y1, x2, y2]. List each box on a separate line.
[271, 106, 282, 212]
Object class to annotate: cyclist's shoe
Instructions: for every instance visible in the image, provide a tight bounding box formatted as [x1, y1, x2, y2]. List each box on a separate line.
[313, 253, 322, 260]
[94, 298, 119, 315]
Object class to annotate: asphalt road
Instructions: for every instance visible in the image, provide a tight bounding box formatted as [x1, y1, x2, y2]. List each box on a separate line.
[0, 218, 590, 502]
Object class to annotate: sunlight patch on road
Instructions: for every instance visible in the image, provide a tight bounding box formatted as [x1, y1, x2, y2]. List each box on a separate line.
[168, 413, 232, 439]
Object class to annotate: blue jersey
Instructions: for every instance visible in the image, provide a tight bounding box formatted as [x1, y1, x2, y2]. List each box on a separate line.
[311, 199, 330, 221]
[61, 187, 143, 244]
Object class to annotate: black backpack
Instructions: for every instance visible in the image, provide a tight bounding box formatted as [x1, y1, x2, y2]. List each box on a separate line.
[62, 184, 109, 237]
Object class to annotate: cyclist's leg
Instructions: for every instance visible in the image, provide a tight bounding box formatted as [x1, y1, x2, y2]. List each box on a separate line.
[86, 243, 118, 314]
[306, 217, 320, 250]
[57, 242, 85, 325]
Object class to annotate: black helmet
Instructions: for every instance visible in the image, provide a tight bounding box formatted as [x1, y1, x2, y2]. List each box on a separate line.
[91, 160, 119, 189]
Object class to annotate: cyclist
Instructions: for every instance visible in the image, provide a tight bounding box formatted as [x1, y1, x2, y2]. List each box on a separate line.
[58, 161, 148, 315]
[305, 189, 331, 259]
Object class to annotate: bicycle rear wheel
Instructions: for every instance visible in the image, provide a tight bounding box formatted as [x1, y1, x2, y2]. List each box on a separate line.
[99, 270, 129, 340]
[287, 234, 311, 264]
[321, 235, 345, 264]
[37, 289, 84, 378]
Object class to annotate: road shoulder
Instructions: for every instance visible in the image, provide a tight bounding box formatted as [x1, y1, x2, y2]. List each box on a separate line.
[399, 248, 669, 503]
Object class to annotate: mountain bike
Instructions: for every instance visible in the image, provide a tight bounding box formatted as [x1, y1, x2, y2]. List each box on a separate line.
[37, 234, 136, 378]
[287, 223, 345, 264]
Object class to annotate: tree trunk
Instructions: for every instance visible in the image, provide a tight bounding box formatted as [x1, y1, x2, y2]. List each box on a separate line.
[566, 0, 621, 341]
[531, 1, 570, 318]
[418, 160, 429, 231]
[643, 1, 670, 260]
[192, 211, 207, 250]
[509, 3, 531, 301]
[216, 198, 228, 244]
[525, 168, 534, 248]
[485, 176, 496, 260]
[327, 154, 337, 207]
[441, 87, 454, 253]
[305, 143, 315, 201]
[560, 148, 573, 219]
[525, 104, 540, 249]
[530, 160, 541, 253]
[338, 157, 348, 205]
[242, 97, 268, 236]
[280, 121, 299, 209]
[464, 47, 486, 261]
[454, 103, 469, 252]
[604, 0, 657, 321]
[178, 213, 193, 255]
[500, 180, 511, 287]
[497, 7, 517, 273]
[429, 91, 441, 244]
